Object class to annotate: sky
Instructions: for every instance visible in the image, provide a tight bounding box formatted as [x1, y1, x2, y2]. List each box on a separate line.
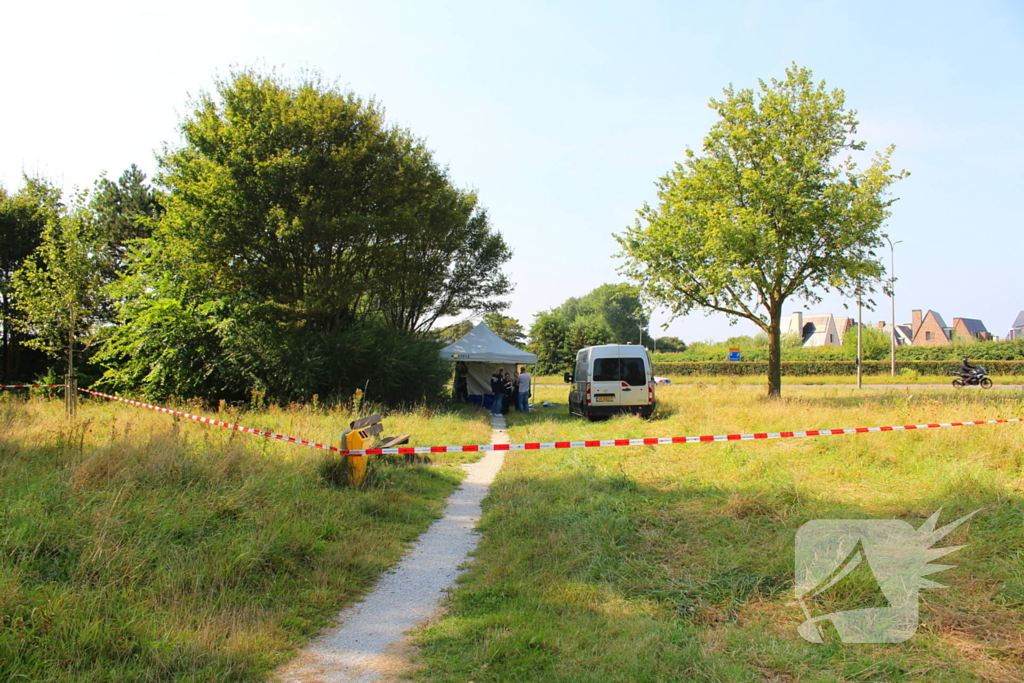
[2, 0, 1022, 343]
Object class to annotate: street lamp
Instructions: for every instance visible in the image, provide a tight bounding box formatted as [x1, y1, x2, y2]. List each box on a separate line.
[629, 313, 646, 348]
[881, 233, 903, 377]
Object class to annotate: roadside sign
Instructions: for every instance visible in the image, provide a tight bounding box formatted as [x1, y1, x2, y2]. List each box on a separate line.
[728, 347, 741, 362]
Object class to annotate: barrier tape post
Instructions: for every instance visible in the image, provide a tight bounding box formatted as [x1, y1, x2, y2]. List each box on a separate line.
[339, 428, 371, 487]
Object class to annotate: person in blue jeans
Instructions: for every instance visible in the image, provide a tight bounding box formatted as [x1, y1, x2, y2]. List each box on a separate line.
[517, 369, 532, 412]
[490, 368, 506, 415]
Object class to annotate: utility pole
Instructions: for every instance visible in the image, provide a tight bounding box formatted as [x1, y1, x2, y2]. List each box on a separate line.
[857, 299, 863, 389]
[881, 233, 902, 377]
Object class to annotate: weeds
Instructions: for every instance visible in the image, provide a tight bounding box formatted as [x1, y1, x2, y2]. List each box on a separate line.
[415, 385, 1024, 683]
[0, 396, 474, 683]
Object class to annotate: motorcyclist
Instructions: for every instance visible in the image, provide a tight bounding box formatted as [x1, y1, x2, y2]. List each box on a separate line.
[959, 357, 977, 378]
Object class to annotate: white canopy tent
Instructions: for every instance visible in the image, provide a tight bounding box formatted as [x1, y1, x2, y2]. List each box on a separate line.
[439, 322, 537, 406]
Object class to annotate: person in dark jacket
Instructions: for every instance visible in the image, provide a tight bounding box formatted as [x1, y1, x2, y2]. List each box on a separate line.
[490, 368, 506, 415]
[502, 369, 514, 415]
[455, 362, 469, 403]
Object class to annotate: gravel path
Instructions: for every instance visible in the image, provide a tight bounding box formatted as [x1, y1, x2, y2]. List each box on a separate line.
[274, 414, 510, 683]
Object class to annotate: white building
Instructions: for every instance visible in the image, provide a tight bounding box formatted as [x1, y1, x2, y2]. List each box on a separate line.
[782, 312, 843, 347]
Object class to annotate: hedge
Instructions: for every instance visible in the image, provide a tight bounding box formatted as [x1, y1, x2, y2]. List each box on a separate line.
[654, 338, 1024, 363]
[652, 360, 1024, 377]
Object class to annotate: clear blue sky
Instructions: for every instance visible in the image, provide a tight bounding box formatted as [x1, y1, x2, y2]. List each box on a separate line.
[3, 0, 1022, 342]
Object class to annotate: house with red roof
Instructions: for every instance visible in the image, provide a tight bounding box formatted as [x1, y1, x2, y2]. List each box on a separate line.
[910, 309, 992, 345]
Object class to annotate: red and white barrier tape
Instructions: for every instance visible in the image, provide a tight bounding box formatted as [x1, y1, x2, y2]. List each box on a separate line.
[73, 387, 1021, 457]
[77, 388, 347, 453]
[1, 384, 68, 389]
[341, 419, 1023, 455]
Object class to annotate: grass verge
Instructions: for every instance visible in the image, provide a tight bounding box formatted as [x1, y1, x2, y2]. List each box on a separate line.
[0, 394, 489, 682]
[414, 385, 1024, 682]
[533, 374, 1024, 387]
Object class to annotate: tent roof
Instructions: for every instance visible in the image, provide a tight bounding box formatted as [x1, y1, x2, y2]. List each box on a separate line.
[439, 322, 537, 364]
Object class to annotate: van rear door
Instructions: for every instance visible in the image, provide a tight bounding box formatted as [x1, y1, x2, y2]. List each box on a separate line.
[617, 355, 649, 407]
[591, 356, 624, 406]
[591, 354, 649, 407]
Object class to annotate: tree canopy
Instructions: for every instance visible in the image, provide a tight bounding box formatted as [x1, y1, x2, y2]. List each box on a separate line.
[90, 164, 163, 279]
[0, 179, 58, 382]
[529, 283, 650, 374]
[96, 69, 512, 403]
[842, 323, 890, 361]
[482, 313, 527, 347]
[654, 335, 686, 353]
[617, 64, 906, 397]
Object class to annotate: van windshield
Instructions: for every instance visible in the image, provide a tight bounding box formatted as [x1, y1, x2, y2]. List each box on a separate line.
[593, 357, 647, 386]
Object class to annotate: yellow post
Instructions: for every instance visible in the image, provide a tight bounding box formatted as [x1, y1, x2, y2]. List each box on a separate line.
[342, 429, 371, 487]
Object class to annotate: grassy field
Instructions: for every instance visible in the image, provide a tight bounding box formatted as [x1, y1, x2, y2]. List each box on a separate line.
[4, 387, 1023, 682]
[533, 374, 1024, 387]
[0, 393, 490, 682]
[415, 384, 1024, 682]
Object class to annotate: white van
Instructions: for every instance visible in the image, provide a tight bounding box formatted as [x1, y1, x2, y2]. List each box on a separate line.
[565, 344, 655, 420]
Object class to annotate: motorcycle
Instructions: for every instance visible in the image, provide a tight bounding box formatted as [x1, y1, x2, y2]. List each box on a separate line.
[950, 366, 993, 389]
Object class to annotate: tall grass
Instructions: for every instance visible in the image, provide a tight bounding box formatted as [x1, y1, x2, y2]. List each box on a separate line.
[415, 385, 1024, 682]
[0, 394, 489, 682]
[533, 374, 1024, 386]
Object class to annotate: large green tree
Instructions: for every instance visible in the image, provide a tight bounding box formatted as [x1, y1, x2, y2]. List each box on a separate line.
[569, 283, 651, 347]
[100, 69, 510, 403]
[482, 313, 526, 347]
[528, 283, 648, 374]
[158, 69, 509, 334]
[0, 179, 57, 382]
[617, 64, 906, 398]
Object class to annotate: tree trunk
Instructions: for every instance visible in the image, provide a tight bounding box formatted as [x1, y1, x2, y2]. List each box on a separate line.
[66, 325, 75, 417]
[767, 302, 782, 399]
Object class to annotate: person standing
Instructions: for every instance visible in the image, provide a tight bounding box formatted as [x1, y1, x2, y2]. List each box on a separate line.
[455, 361, 469, 403]
[490, 368, 505, 415]
[517, 368, 532, 413]
[510, 370, 521, 412]
[502, 369, 513, 415]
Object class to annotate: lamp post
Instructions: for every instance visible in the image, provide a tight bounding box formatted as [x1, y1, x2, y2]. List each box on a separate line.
[857, 297, 863, 389]
[629, 312, 647, 349]
[881, 233, 903, 377]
